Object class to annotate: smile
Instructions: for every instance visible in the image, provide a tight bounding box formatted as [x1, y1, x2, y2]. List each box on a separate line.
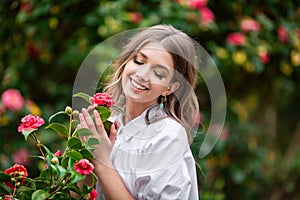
[130, 78, 149, 90]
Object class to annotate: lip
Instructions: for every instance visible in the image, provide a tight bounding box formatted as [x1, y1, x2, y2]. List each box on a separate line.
[130, 78, 149, 91]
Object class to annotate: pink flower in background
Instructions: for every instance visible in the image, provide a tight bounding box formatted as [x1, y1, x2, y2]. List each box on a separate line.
[74, 159, 94, 175]
[18, 114, 45, 132]
[12, 147, 31, 165]
[90, 93, 114, 107]
[240, 19, 261, 32]
[200, 7, 214, 25]
[226, 32, 247, 46]
[258, 51, 270, 64]
[1, 89, 24, 112]
[88, 189, 98, 200]
[129, 12, 143, 24]
[188, 0, 208, 10]
[277, 26, 289, 43]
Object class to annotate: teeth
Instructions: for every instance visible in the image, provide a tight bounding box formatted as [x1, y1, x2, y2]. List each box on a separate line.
[131, 79, 147, 90]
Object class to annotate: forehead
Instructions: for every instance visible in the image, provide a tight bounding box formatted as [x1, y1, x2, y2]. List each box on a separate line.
[137, 42, 174, 68]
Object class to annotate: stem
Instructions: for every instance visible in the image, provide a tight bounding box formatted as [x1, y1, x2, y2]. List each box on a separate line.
[32, 133, 46, 158]
[68, 114, 73, 139]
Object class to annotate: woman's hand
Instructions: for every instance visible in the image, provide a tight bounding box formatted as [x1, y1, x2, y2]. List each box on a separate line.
[77, 106, 118, 168]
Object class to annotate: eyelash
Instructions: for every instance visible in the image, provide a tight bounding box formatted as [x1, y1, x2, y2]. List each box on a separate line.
[133, 57, 165, 79]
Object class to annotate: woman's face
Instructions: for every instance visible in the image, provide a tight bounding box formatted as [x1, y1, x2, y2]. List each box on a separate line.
[121, 42, 175, 107]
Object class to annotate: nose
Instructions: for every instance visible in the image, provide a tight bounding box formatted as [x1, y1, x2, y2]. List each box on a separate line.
[135, 64, 151, 82]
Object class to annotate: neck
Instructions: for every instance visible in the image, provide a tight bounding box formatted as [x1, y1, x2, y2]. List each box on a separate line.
[124, 100, 156, 124]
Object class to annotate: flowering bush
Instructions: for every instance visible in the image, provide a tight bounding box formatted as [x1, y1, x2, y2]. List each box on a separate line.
[0, 92, 116, 200]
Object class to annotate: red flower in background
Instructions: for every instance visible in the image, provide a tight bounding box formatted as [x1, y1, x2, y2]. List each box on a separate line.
[240, 19, 261, 33]
[200, 6, 214, 26]
[1, 89, 24, 112]
[226, 32, 247, 46]
[129, 12, 143, 24]
[88, 189, 98, 200]
[258, 51, 270, 64]
[277, 26, 289, 43]
[18, 114, 45, 132]
[188, 0, 208, 10]
[74, 159, 94, 175]
[12, 147, 31, 166]
[90, 93, 114, 107]
[54, 150, 62, 157]
[4, 164, 28, 190]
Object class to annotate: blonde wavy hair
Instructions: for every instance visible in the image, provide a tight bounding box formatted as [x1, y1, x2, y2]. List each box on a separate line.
[104, 24, 199, 144]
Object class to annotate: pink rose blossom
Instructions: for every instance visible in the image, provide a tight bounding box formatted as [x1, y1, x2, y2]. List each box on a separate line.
[54, 150, 62, 157]
[277, 26, 289, 43]
[188, 0, 208, 10]
[90, 93, 114, 107]
[1, 89, 24, 112]
[226, 32, 247, 46]
[258, 51, 270, 64]
[74, 159, 94, 175]
[240, 19, 261, 32]
[18, 114, 45, 132]
[129, 12, 143, 24]
[89, 189, 98, 200]
[200, 7, 214, 26]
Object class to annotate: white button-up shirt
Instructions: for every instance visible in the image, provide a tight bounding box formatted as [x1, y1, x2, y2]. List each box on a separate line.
[97, 105, 199, 200]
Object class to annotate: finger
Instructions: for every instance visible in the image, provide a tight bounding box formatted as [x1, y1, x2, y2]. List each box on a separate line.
[93, 110, 106, 136]
[78, 113, 88, 128]
[109, 123, 117, 144]
[82, 108, 98, 134]
[87, 104, 97, 112]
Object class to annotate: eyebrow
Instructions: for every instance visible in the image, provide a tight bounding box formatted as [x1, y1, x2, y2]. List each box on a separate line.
[137, 51, 171, 73]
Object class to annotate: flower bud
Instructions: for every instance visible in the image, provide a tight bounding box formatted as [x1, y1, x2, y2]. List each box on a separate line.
[50, 157, 59, 165]
[16, 182, 21, 187]
[72, 110, 79, 116]
[10, 178, 17, 183]
[65, 106, 72, 115]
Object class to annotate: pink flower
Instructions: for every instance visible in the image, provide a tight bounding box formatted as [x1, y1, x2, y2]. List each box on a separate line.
[4, 164, 28, 190]
[1, 89, 24, 112]
[226, 32, 247, 46]
[240, 19, 261, 32]
[74, 159, 94, 175]
[89, 189, 98, 200]
[200, 7, 214, 26]
[129, 12, 143, 24]
[12, 147, 30, 166]
[90, 93, 114, 107]
[54, 150, 62, 157]
[188, 0, 208, 10]
[258, 51, 270, 64]
[17, 114, 45, 132]
[277, 26, 289, 43]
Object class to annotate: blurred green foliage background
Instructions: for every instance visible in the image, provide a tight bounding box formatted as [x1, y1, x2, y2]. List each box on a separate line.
[1, 0, 300, 199]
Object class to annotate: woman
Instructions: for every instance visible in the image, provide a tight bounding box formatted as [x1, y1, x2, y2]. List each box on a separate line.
[78, 24, 200, 199]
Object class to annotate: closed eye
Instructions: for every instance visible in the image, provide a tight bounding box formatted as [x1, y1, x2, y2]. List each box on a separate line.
[154, 70, 165, 79]
[133, 58, 144, 65]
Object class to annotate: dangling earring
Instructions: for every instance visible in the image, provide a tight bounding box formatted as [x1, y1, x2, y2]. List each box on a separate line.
[159, 95, 167, 109]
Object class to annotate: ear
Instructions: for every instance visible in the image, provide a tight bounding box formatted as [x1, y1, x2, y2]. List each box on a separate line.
[163, 82, 180, 96]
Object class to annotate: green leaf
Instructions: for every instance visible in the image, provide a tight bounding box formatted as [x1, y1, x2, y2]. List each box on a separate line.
[46, 123, 69, 138]
[66, 150, 82, 161]
[80, 149, 95, 159]
[32, 189, 51, 200]
[22, 129, 37, 141]
[73, 92, 91, 104]
[70, 171, 85, 184]
[52, 165, 67, 179]
[67, 137, 83, 150]
[76, 128, 93, 137]
[88, 137, 100, 146]
[0, 183, 10, 195]
[0, 172, 11, 181]
[96, 106, 111, 122]
[110, 105, 126, 116]
[38, 144, 53, 159]
[48, 111, 66, 123]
